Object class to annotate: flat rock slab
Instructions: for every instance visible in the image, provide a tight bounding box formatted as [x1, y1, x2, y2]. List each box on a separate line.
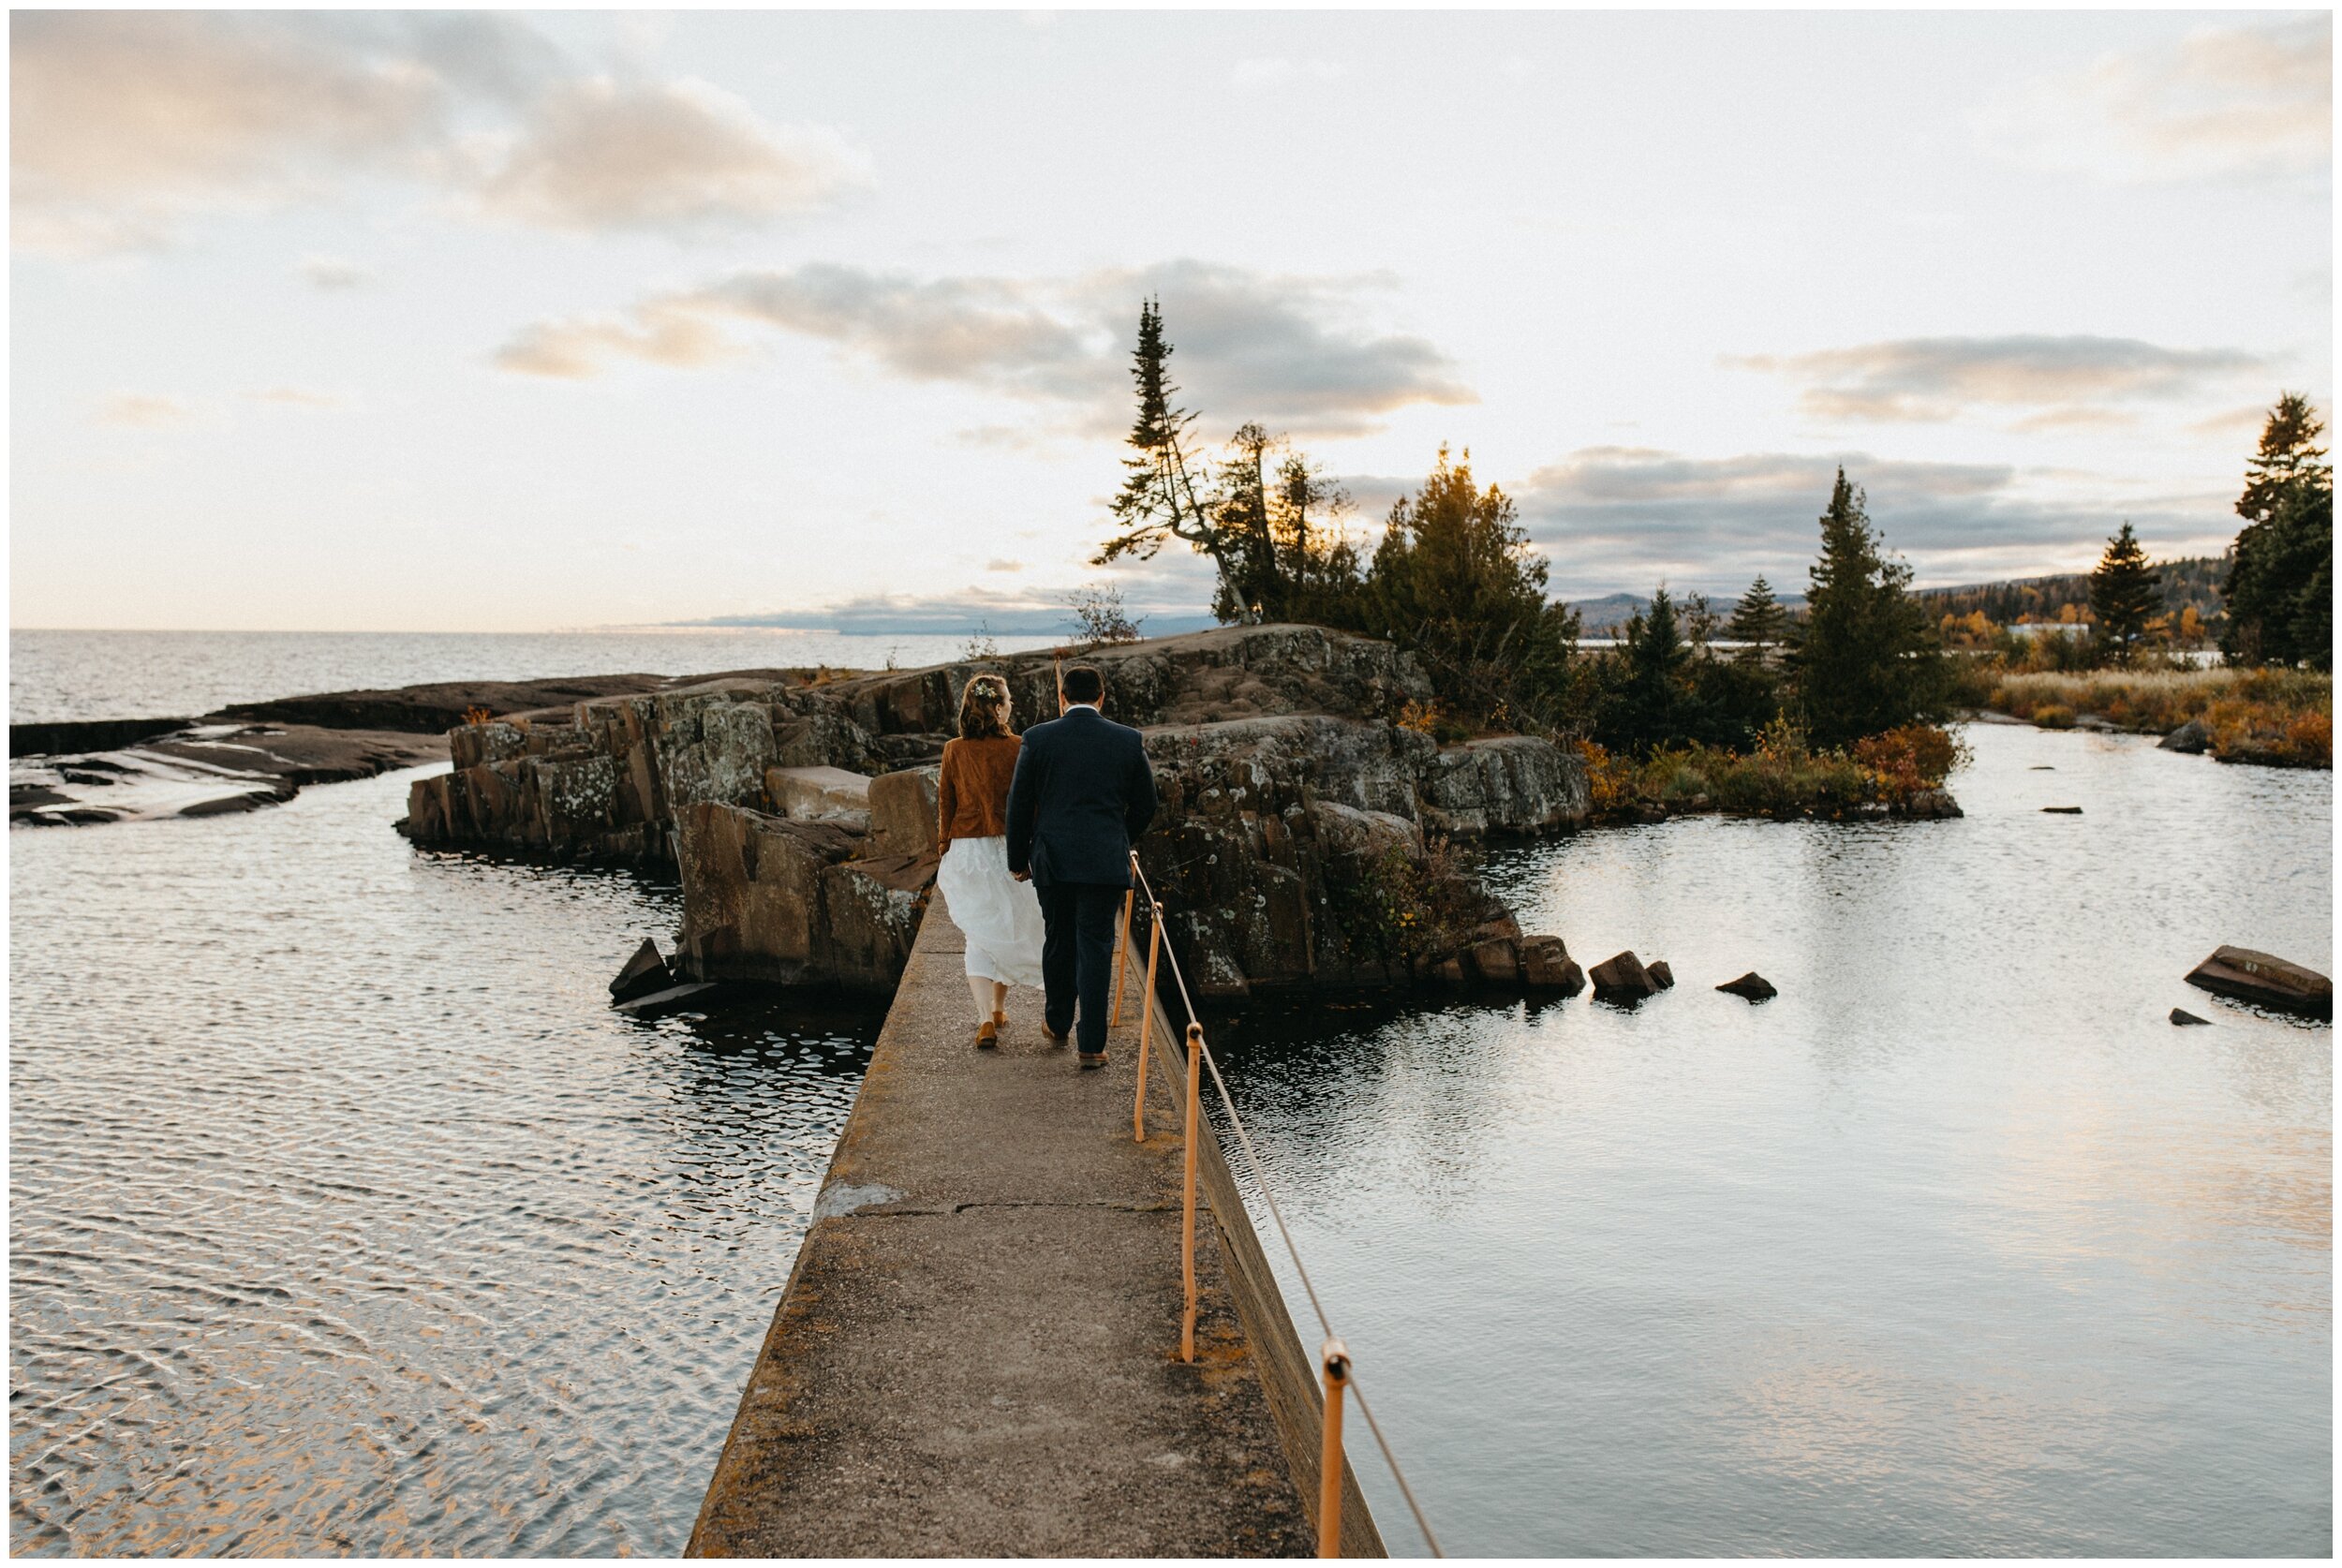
[689, 899, 1314, 1558]
[2185, 946, 2334, 1020]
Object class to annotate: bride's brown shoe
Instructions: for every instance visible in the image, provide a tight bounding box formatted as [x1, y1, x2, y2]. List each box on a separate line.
[975, 1019, 1000, 1050]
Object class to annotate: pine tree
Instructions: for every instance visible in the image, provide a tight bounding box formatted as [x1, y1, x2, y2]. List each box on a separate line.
[1724, 574, 1788, 658]
[1096, 299, 1249, 617]
[2223, 393, 2335, 668]
[2088, 522, 2159, 664]
[1794, 467, 1948, 747]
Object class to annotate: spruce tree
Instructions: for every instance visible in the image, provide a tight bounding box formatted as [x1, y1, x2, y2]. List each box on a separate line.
[1725, 574, 1788, 657]
[1793, 467, 1948, 747]
[2088, 522, 2159, 664]
[1096, 299, 1249, 617]
[2222, 393, 2335, 668]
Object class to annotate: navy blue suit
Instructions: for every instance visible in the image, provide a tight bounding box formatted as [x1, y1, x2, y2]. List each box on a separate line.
[1005, 705, 1158, 1053]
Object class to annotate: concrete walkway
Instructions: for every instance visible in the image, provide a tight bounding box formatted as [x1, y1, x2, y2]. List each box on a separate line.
[687, 895, 1317, 1557]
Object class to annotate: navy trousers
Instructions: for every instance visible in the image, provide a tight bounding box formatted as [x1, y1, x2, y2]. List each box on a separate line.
[1037, 880, 1124, 1054]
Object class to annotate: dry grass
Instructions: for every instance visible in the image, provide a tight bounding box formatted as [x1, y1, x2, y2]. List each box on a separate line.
[1984, 668, 2331, 768]
[1580, 722, 1967, 821]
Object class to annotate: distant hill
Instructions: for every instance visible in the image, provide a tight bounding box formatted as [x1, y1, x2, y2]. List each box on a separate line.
[1917, 555, 2228, 627]
[1567, 588, 1806, 636]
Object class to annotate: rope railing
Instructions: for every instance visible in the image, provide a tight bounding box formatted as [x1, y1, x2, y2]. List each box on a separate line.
[1114, 851, 1445, 1560]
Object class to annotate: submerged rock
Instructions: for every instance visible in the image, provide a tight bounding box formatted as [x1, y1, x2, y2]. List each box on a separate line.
[2184, 946, 2333, 1020]
[2169, 1008, 2212, 1027]
[1519, 935, 1584, 994]
[1646, 960, 1676, 990]
[1717, 971, 1778, 1001]
[2041, 806, 2083, 814]
[1899, 789, 1964, 819]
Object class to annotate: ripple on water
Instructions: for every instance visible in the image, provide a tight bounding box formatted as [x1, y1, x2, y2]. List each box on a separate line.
[10, 769, 880, 1556]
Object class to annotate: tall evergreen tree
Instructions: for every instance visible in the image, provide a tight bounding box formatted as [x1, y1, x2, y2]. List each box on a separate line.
[1793, 467, 1948, 747]
[1724, 574, 1788, 658]
[2222, 393, 2335, 668]
[2088, 522, 2159, 664]
[1096, 299, 1249, 616]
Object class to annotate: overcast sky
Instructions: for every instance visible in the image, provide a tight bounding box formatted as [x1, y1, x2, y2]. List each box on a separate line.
[11, 8, 2332, 632]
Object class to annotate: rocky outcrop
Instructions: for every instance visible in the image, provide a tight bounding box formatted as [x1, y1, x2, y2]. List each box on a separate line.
[2184, 946, 2333, 1020]
[1717, 971, 1778, 1001]
[14, 723, 444, 827]
[398, 625, 1593, 997]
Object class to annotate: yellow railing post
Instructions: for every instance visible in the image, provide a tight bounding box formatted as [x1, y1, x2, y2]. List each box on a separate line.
[1317, 1339, 1350, 1557]
[1181, 1020, 1203, 1362]
[1110, 856, 1137, 1027]
[1134, 905, 1162, 1142]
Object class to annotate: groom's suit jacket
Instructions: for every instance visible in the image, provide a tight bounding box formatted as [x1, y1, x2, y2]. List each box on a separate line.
[1004, 705, 1158, 887]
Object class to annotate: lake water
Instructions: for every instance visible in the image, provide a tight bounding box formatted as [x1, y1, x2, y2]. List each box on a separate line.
[1209, 722, 2332, 1556]
[7, 628, 1063, 725]
[8, 771, 882, 1555]
[8, 673, 2331, 1553]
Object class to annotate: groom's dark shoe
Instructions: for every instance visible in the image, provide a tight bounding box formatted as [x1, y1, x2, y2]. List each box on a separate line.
[1078, 1051, 1108, 1070]
[1042, 1021, 1070, 1047]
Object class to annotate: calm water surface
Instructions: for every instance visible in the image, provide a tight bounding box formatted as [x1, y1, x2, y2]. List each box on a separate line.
[7, 629, 1061, 724]
[1211, 722, 2331, 1556]
[9, 770, 882, 1555]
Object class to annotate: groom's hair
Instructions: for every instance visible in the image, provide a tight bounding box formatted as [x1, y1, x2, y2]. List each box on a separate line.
[1060, 664, 1104, 704]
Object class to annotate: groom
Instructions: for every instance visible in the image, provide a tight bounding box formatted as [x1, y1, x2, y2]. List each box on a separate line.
[1004, 662, 1158, 1069]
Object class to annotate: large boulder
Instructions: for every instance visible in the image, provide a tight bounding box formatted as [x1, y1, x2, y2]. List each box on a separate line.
[674, 802, 931, 993]
[2184, 946, 2333, 1019]
[867, 766, 941, 859]
[766, 765, 872, 831]
[2159, 719, 2212, 755]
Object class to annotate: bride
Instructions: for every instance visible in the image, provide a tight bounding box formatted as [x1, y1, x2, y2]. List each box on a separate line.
[933, 673, 1047, 1048]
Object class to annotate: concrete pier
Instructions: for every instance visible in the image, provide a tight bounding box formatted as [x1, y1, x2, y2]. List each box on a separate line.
[688, 896, 1383, 1557]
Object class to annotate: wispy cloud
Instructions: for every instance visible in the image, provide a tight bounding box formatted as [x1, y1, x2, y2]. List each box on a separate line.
[245, 387, 350, 409]
[1978, 14, 2332, 184]
[94, 392, 197, 428]
[475, 77, 868, 233]
[1728, 334, 2265, 427]
[495, 259, 1475, 437]
[9, 11, 867, 254]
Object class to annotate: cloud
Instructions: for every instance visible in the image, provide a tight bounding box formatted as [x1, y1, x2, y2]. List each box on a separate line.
[1729, 334, 2265, 426]
[1979, 14, 2331, 184]
[94, 392, 196, 428]
[300, 254, 372, 289]
[1230, 58, 1346, 89]
[476, 77, 868, 233]
[11, 11, 448, 253]
[492, 301, 741, 378]
[1511, 445, 2231, 596]
[985, 559, 1026, 573]
[10, 11, 867, 254]
[496, 259, 1474, 436]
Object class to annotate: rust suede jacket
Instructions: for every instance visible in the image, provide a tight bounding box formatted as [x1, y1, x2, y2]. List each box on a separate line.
[936, 734, 1022, 851]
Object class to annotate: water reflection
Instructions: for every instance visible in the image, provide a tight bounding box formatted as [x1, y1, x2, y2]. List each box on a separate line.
[1213, 724, 2330, 1556]
[11, 772, 881, 1556]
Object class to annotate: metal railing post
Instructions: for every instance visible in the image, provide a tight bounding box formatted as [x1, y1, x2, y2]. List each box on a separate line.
[1134, 903, 1162, 1142]
[1181, 1020, 1203, 1362]
[1110, 857, 1137, 1027]
[1318, 1339, 1351, 1557]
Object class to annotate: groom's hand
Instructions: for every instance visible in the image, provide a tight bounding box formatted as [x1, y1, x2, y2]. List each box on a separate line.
[1013, 871, 1030, 882]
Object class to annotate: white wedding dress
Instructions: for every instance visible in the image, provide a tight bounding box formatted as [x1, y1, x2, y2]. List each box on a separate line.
[937, 834, 1046, 988]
